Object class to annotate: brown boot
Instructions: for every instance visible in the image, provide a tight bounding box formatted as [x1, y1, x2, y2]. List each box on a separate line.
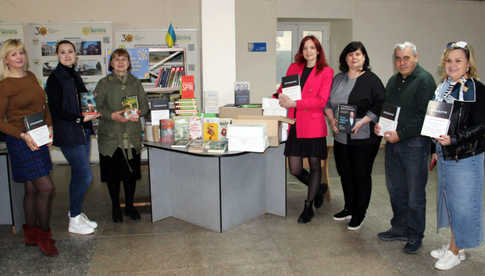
[23, 224, 37, 246]
[37, 229, 59, 256]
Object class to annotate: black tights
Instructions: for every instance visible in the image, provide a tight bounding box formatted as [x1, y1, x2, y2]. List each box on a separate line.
[24, 175, 55, 231]
[107, 178, 137, 208]
[288, 156, 321, 201]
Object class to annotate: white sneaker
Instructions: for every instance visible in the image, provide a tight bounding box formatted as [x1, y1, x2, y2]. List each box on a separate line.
[68, 212, 98, 229]
[434, 250, 461, 270]
[69, 215, 95, 235]
[430, 244, 465, 261]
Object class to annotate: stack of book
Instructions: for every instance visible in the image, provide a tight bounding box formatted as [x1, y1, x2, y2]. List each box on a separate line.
[154, 66, 185, 88]
[227, 123, 269, 152]
[175, 99, 199, 116]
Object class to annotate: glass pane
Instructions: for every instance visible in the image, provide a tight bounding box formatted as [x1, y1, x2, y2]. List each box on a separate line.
[276, 31, 293, 87]
[302, 30, 322, 44]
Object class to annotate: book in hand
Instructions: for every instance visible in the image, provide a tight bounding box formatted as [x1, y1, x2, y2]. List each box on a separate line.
[420, 100, 453, 139]
[121, 95, 139, 119]
[234, 81, 250, 106]
[337, 104, 357, 134]
[24, 112, 52, 147]
[281, 74, 301, 101]
[80, 91, 98, 115]
[205, 140, 228, 154]
[378, 103, 401, 136]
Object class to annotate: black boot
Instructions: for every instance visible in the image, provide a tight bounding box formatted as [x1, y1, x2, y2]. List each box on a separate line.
[314, 183, 328, 209]
[107, 181, 123, 223]
[297, 200, 314, 224]
[123, 180, 141, 220]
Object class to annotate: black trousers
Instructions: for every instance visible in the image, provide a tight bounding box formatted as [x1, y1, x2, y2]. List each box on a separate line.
[333, 140, 380, 220]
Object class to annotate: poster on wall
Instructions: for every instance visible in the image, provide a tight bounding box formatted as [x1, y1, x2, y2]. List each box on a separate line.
[114, 29, 200, 98]
[0, 24, 24, 45]
[25, 22, 112, 87]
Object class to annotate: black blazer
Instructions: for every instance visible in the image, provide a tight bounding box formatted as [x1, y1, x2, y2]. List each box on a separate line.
[45, 64, 92, 147]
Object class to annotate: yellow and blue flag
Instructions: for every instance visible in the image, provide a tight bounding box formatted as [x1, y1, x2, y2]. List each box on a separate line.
[165, 24, 176, 48]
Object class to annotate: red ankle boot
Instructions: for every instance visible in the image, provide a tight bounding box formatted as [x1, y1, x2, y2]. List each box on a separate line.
[37, 229, 59, 256]
[23, 224, 37, 246]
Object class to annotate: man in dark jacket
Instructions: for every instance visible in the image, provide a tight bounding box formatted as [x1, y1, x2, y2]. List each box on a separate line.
[375, 41, 436, 254]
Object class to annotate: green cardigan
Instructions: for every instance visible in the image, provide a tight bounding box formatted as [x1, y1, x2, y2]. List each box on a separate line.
[95, 73, 149, 157]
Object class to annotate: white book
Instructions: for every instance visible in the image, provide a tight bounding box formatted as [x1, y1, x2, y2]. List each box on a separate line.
[281, 74, 301, 101]
[262, 97, 287, 117]
[421, 100, 453, 138]
[378, 103, 401, 136]
[27, 125, 52, 147]
[150, 110, 170, 126]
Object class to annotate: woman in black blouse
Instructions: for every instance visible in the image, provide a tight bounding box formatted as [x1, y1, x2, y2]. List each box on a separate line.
[325, 41, 385, 230]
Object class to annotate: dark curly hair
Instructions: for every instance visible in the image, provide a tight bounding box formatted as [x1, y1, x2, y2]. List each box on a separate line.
[338, 41, 370, 73]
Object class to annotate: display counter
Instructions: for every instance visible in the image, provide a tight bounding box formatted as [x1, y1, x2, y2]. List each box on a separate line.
[144, 142, 287, 232]
[0, 148, 24, 233]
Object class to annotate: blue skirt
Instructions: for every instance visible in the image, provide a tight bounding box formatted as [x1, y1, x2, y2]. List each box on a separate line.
[6, 135, 52, 183]
[436, 144, 484, 248]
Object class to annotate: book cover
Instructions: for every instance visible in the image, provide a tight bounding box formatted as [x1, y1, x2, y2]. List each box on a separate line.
[80, 91, 98, 115]
[421, 100, 453, 138]
[181, 75, 195, 99]
[121, 95, 139, 118]
[234, 81, 250, 106]
[281, 74, 301, 101]
[218, 118, 232, 141]
[170, 138, 190, 149]
[160, 119, 174, 144]
[174, 116, 190, 141]
[203, 117, 220, 141]
[188, 139, 204, 153]
[378, 103, 401, 136]
[24, 112, 52, 147]
[337, 104, 357, 134]
[189, 116, 203, 140]
[206, 140, 228, 154]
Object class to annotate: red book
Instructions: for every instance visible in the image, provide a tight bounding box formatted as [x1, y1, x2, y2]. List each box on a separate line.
[181, 75, 195, 99]
[154, 68, 163, 88]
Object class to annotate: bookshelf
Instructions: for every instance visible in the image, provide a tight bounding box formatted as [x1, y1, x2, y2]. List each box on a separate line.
[142, 47, 186, 95]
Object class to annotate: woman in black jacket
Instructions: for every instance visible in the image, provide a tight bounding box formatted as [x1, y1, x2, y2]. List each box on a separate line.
[45, 40, 99, 235]
[430, 41, 485, 270]
[324, 41, 385, 230]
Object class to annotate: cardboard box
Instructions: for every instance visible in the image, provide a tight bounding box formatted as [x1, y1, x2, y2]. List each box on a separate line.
[230, 116, 293, 147]
[219, 105, 262, 118]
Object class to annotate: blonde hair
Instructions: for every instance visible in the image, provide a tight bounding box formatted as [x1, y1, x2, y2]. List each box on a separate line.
[439, 43, 479, 81]
[0, 39, 29, 81]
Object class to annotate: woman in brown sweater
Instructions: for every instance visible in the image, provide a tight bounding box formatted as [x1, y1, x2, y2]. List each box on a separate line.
[0, 39, 58, 256]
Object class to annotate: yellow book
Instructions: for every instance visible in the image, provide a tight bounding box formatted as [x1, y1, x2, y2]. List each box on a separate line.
[203, 117, 219, 141]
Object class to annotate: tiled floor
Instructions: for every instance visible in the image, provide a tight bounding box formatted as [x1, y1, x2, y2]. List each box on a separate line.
[1, 148, 484, 275]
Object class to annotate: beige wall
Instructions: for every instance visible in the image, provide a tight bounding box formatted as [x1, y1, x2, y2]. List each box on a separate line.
[0, 0, 200, 29]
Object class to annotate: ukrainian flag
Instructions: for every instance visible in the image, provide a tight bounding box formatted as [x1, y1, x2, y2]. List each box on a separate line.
[165, 24, 176, 48]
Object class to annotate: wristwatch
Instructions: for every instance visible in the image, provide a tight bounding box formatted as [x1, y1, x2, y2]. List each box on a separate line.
[75, 117, 81, 124]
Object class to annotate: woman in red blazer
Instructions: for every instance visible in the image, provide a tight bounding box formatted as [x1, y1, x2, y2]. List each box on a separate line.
[277, 35, 334, 223]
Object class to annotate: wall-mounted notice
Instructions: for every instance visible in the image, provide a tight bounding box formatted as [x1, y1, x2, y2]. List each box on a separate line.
[0, 24, 23, 45]
[25, 22, 112, 85]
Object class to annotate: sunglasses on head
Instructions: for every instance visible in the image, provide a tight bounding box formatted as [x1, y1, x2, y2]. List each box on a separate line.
[446, 41, 468, 49]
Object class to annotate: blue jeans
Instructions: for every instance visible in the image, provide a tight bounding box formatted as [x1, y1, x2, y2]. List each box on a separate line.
[61, 137, 93, 217]
[385, 136, 430, 241]
[436, 144, 484, 248]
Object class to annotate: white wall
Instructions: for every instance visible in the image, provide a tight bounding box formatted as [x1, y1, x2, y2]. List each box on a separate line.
[201, 0, 236, 107]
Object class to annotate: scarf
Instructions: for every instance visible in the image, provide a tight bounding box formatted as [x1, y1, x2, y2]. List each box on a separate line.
[434, 77, 476, 104]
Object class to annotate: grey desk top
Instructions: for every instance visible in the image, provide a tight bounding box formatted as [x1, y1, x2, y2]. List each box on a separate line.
[143, 141, 247, 157]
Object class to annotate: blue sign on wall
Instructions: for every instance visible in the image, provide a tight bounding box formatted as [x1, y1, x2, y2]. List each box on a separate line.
[248, 42, 267, 52]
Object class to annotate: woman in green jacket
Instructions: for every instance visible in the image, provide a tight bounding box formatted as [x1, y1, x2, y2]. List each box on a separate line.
[95, 48, 149, 222]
